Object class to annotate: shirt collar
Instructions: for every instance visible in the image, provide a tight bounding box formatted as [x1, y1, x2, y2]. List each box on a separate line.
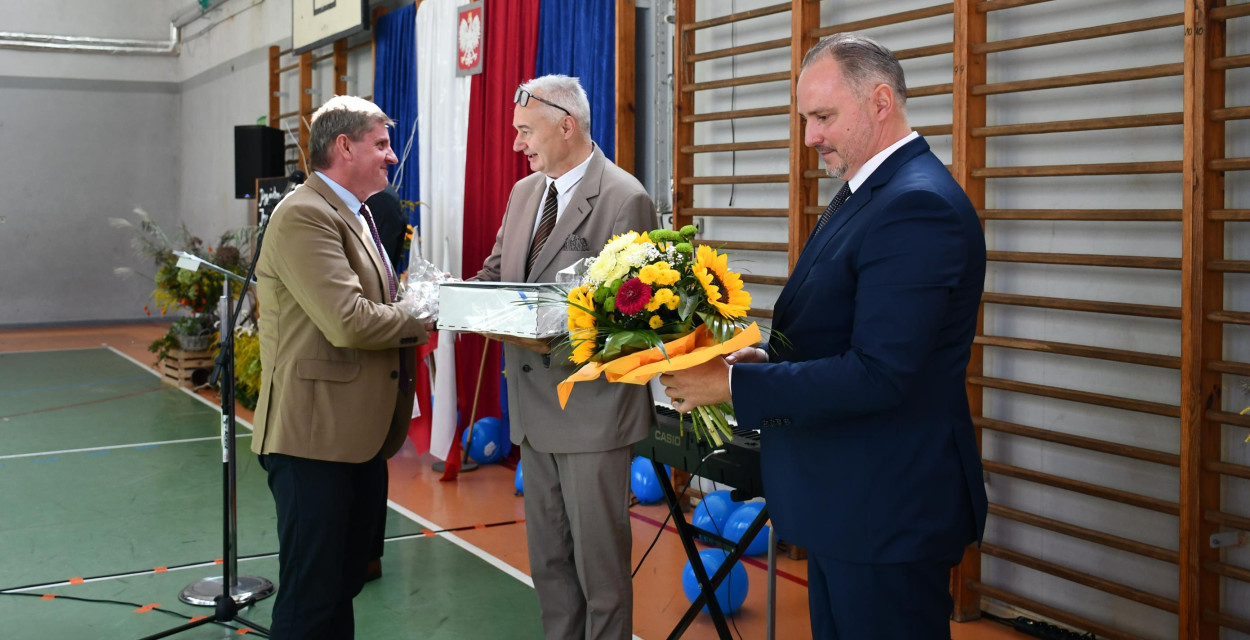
[545, 145, 595, 197]
[847, 131, 919, 193]
[315, 170, 364, 215]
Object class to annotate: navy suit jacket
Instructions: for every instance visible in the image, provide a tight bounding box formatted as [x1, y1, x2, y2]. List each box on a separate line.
[733, 136, 988, 563]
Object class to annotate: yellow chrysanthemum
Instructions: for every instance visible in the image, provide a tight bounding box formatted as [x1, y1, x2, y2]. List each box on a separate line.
[651, 261, 681, 286]
[649, 315, 663, 329]
[692, 245, 751, 318]
[638, 264, 659, 285]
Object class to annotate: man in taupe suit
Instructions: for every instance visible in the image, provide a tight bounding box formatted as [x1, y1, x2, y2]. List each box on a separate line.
[252, 95, 428, 639]
[472, 75, 656, 640]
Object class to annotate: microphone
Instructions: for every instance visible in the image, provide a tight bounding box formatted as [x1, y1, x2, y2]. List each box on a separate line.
[288, 169, 307, 185]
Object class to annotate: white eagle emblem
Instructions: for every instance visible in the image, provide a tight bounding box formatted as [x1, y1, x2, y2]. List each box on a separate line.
[458, 13, 482, 68]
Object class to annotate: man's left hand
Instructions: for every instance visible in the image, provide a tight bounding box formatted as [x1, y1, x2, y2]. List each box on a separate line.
[659, 357, 732, 414]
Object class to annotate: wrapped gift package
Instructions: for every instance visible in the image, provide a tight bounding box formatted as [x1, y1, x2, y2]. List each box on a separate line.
[436, 282, 567, 338]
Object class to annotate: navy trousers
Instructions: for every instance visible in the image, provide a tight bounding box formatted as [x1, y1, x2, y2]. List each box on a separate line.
[261, 452, 387, 640]
[807, 550, 964, 640]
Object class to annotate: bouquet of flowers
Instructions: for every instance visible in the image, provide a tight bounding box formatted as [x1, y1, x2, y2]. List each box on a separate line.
[556, 225, 765, 446]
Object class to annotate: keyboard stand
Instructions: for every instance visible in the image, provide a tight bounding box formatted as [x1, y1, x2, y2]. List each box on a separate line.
[650, 459, 772, 640]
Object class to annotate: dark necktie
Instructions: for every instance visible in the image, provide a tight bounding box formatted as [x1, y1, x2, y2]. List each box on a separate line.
[359, 204, 396, 300]
[527, 182, 559, 277]
[812, 183, 852, 236]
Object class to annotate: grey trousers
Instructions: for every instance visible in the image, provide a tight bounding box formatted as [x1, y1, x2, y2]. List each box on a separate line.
[520, 439, 634, 640]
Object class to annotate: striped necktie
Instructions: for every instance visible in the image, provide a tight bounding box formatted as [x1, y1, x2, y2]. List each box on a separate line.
[359, 204, 396, 300]
[812, 183, 852, 236]
[527, 182, 559, 277]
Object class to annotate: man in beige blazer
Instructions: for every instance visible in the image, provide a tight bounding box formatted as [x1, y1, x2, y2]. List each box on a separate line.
[251, 95, 428, 639]
[472, 75, 657, 640]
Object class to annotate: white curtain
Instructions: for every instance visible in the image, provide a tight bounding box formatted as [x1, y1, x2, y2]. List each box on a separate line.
[417, 0, 472, 461]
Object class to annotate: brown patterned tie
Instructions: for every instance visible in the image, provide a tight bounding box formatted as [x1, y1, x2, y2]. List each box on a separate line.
[526, 182, 559, 277]
[812, 183, 852, 236]
[359, 204, 396, 300]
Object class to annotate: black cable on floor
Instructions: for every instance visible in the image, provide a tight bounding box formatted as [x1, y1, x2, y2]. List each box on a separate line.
[0, 590, 268, 637]
[982, 610, 1096, 640]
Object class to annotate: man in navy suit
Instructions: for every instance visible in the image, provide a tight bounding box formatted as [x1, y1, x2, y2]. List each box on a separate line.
[660, 33, 987, 639]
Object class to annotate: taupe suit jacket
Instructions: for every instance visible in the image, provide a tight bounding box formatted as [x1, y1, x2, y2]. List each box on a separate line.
[475, 146, 657, 453]
[252, 174, 428, 463]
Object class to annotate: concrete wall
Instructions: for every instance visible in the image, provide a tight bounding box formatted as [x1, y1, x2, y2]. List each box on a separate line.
[0, 0, 382, 326]
[0, 0, 181, 326]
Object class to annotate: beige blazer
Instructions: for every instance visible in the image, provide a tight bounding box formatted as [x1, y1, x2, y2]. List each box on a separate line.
[475, 146, 657, 453]
[251, 174, 428, 463]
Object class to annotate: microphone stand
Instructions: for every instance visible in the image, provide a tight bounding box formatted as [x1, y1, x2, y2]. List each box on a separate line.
[140, 202, 281, 639]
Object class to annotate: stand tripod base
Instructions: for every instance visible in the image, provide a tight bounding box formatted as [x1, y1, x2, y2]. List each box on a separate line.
[432, 460, 479, 473]
[178, 575, 274, 607]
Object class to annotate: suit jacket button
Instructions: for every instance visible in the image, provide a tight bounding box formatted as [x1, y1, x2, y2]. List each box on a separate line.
[390, 370, 399, 379]
[522, 364, 532, 372]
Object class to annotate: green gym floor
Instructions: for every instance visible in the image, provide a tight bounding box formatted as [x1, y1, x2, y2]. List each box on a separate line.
[0, 347, 543, 639]
[0, 324, 1027, 640]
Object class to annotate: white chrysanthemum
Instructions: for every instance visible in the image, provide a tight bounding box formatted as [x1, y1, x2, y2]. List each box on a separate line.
[586, 252, 617, 285]
[618, 242, 657, 270]
[602, 232, 639, 255]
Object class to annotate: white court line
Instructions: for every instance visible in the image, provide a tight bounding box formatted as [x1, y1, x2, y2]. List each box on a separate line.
[385, 499, 534, 587]
[105, 345, 256, 433]
[0, 434, 251, 461]
[0, 346, 255, 460]
[385, 500, 647, 640]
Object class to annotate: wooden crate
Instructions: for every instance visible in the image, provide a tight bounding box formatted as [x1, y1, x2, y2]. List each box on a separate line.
[161, 349, 214, 389]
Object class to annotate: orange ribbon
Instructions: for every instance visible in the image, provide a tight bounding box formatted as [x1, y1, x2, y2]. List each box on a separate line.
[558, 322, 762, 408]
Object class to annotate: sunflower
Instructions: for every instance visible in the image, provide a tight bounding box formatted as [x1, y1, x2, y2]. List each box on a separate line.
[566, 285, 601, 364]
[692, 245, 751, 318]
[567, 285, 597, 331]
[570, 331, 598, 364]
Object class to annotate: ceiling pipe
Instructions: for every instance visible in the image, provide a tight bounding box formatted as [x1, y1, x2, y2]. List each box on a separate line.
[0, 0, 231, 56]
[0, 24, 179, 55]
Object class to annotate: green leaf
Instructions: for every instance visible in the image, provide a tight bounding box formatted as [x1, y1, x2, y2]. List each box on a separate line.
[600, 330, 655, 360]
[678, 292, 699, 322]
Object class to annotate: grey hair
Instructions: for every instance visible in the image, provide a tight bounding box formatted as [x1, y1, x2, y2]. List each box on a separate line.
[519, 74, 591, 138]
[801, 33, 907, 110]
[308, 95, 394, 171]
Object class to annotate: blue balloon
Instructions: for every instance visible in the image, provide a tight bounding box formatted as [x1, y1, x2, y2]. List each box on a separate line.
[681, 549, 749, 615]
[691, 491, 735, 538]
[514, 460, 524, 496]
[462, 417, 510, 463]
[630, 457, 669, 504]
[724, 502, 770, 556]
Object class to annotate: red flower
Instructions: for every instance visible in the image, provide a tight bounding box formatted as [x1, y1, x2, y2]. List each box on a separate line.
[614, 277, 652, 315]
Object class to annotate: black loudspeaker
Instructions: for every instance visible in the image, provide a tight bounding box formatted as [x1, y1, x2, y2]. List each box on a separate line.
[234, 125, 285, 199]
